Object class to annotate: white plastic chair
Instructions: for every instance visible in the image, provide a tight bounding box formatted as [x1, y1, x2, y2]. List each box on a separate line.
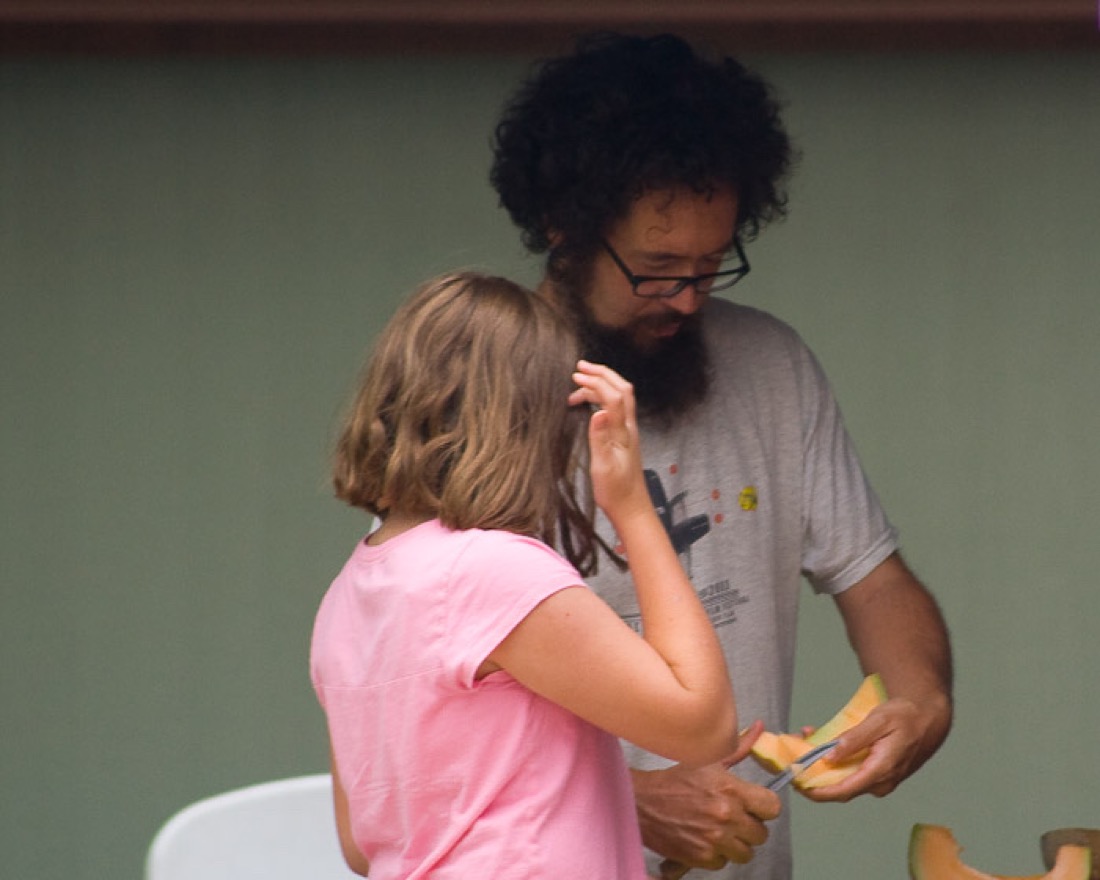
[145, 774, 360, 880]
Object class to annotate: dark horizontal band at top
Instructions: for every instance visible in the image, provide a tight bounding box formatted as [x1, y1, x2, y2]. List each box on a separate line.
[1, 0, 1097, 55]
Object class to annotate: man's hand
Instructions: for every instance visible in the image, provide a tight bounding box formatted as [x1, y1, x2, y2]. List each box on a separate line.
[799, 694, 944, 802]
[632, 721, 781, 870]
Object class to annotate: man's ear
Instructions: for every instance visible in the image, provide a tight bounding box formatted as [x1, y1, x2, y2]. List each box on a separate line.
[546, 227, 563, 248]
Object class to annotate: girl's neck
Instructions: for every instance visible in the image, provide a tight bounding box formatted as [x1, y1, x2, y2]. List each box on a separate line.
[367, 510, 433, 545]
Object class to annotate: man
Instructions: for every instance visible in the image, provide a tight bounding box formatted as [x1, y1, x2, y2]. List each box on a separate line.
[490, 32, 953, 880]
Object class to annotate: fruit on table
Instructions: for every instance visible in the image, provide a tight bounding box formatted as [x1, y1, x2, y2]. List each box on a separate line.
[749, 673, 886, 790]
[909, 824, 1091, 880]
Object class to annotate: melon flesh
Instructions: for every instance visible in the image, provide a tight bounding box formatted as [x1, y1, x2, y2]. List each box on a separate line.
[750, 732, 807, 774]
[806, 673, 888, 746]
[749, 674, 886, 790]
[909, 824, 1091, 880]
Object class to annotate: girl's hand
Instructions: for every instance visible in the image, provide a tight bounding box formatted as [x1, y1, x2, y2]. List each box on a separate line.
[569, 360, 649, 521]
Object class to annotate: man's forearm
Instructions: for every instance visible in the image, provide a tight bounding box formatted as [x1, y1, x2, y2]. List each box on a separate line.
[835, 552, 954, 760]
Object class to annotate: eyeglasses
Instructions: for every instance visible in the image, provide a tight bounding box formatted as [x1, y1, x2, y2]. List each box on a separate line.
[600, 238, 750, 299]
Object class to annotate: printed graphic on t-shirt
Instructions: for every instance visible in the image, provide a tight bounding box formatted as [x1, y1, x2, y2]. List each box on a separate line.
[614, 468, 751, 633]
[696, 579, 751, 628]
[644, 469, 710, 556]
[619, 578, 750, 634]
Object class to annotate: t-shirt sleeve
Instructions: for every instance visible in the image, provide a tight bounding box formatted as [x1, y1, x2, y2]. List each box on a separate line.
[441, 531, 586, 688]
[795, 341, 899, 594]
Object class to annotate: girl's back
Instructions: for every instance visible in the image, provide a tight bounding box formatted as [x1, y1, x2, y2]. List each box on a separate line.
[311, 520, 648, 879]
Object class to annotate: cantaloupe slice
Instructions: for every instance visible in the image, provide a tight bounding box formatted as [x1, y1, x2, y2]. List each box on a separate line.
[749, 673, 886, 790]
[805, 673, 888, 746]
[909, 824, 1091, 880]
[750, 732, 807, 774]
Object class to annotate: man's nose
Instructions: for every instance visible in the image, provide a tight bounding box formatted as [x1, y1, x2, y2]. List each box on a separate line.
[663, 283, 706, 315]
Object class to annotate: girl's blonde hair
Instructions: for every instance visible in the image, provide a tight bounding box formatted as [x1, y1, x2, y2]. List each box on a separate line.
[334, 271, 615, 575]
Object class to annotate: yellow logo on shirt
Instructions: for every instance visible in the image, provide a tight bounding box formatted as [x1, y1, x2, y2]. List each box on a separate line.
[738, 486, 758, 511]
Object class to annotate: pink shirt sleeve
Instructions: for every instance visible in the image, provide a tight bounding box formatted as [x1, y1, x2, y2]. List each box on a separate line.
[439, 530, 585, 688]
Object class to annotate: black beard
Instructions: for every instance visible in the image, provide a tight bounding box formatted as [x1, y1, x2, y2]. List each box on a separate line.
[577, 310, 710, 425]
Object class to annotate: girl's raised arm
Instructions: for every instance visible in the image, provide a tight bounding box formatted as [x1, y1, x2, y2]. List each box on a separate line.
[485, 362, 737, 766]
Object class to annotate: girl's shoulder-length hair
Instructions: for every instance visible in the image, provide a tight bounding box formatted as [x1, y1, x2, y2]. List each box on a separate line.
[333, 271, 617, 575]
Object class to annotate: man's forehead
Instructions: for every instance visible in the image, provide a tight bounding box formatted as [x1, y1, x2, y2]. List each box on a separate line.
[612, 187, 739, 251]
[623, 185, 735, 216]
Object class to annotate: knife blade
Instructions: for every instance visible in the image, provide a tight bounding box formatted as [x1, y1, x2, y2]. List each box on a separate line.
[765, 738, 840, 791]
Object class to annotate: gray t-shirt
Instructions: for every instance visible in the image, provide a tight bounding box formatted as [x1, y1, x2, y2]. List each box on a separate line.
[585, 298, 898, 880]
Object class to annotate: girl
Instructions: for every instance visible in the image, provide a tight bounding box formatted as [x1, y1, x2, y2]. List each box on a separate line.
[310, 272, 739, 878]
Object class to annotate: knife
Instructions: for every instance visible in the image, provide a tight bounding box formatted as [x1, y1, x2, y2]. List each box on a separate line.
[658, 739, 841, 880]
[765, 738, 840, 791]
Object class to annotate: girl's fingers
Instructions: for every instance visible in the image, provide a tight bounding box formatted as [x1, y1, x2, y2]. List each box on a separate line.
[575, 360, 633, 395]
[571, 361, 635, 420]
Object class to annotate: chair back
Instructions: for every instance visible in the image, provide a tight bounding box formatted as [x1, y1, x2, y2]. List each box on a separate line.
[145, 774, 359, 880]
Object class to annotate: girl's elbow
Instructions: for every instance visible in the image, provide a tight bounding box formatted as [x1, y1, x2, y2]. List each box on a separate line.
[659, 702, 739, 767]
[340, 843, 371, 877]
[689, 713, 739, 766]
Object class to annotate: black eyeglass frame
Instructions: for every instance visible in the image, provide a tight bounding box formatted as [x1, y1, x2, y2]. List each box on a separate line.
[600, 238, 751, 299]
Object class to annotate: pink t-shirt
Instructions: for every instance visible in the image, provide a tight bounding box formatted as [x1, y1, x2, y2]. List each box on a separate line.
[311, 519, 647, 879]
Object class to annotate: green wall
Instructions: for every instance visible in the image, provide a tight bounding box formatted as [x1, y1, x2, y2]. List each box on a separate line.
[2, 49, 1098, 879]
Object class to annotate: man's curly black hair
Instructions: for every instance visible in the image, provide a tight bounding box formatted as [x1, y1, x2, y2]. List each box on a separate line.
[490, 32, 794, 260]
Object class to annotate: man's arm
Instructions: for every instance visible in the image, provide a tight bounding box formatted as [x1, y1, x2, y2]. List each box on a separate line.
[807, 552, 953, 801]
